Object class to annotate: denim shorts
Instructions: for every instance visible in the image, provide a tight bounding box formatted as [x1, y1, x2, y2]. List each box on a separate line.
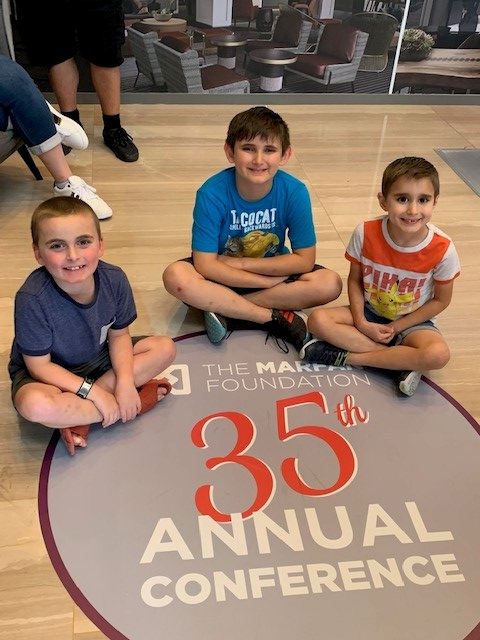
[363, 304, 439, 346]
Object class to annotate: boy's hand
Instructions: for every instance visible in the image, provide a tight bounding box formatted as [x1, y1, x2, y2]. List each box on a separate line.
[88, 385, 121, 427]
[115, 380, 142, 423]
[357, 319, 395, 344]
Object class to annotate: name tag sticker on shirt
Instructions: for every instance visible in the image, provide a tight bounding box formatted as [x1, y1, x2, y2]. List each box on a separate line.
[99, 318, 115, 345]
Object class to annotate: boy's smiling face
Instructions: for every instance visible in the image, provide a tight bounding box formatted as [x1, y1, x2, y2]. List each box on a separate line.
[33, 213, 104, 293]
[378, 176, 438, 246]
[224, 135, 291, 200]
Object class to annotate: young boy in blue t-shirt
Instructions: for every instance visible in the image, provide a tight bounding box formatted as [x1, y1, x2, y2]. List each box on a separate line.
[9, 197, 176, 455]
[163, 106, 342, 351]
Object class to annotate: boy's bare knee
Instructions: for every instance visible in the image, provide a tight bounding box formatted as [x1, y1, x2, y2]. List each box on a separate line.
[324, 271, 343, 301]
[15, 388, 58, 425]
[425, 342, 450, 369]
[163, 263, 190, 298]
[307, 308, 330, 336]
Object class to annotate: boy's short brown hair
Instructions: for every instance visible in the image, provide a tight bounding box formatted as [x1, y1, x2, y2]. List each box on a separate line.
[225, 106, 291, 154]
[382, 156, 440, 198]
[31, 196, 102, 246]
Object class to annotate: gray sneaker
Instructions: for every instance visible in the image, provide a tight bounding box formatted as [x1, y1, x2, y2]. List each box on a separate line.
[397, 371, 422, 396]
[204, 311, 228, 344]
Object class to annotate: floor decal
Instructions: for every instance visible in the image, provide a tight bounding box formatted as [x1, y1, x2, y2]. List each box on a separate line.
[39, 331, 480, 640]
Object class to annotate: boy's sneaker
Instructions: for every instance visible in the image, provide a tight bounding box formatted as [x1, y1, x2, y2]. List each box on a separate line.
[204, 311, 229, 344]
[103, 127, 139, 162]
[269, 309, 309, 352]
[397, 370, 422, 397]
[47, 103, 88, 151]
[54, 176, 113, 220]
[301, 338, 349, 367]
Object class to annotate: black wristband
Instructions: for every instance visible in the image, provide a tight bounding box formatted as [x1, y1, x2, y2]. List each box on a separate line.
[76, 377, 94, 399]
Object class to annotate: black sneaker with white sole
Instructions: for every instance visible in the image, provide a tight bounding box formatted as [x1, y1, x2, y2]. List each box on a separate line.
[301, 338, 349, 367]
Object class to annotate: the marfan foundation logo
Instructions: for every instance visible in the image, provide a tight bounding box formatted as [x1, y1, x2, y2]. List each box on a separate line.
[39, 332, 480, 640]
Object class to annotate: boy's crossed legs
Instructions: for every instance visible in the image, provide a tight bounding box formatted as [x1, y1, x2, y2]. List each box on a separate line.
[304, 306, 450, 393]
[14, 336, 176, 454]
[163, 259, 342, 350]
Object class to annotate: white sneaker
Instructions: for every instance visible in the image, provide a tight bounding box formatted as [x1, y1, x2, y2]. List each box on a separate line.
[54, 176, 113, 220]
[397, 370, 422, 397]
[47, 102, 89, 151]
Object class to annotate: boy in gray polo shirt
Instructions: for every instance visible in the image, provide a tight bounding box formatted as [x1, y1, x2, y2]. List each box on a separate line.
[9, 197, 176, 455]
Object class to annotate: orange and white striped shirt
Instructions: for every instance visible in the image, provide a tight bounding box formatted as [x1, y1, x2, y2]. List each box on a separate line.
[345, 216, 460, 321]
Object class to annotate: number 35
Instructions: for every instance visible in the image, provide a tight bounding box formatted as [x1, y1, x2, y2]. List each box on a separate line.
[191, 392, 357, 522]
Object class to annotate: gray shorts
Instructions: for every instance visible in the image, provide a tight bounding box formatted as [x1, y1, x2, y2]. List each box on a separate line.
[363, 305, 439, 346]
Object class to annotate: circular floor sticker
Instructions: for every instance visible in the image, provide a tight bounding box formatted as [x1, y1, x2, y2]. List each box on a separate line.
[39, 331, 480, 640]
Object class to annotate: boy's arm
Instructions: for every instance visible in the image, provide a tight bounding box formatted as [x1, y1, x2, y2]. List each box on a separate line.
[390, 281, 454, 335]
[219, 246, 316, 277]
[108, 327, 141, 422]
[348, 263, 395, 344]
[23, 354, 120, 426]
[193, 251, 287, 288]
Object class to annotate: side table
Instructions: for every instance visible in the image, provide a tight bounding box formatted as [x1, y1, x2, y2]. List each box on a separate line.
[249, 48, 298, 92]
[210, 34, 248, 69]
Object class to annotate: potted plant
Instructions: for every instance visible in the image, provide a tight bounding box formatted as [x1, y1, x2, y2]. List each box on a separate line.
[400, 28, 435, 61]
[152, 0, 175, 21]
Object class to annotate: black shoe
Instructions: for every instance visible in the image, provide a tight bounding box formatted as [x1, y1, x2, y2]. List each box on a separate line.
[396, 370, 422, 396]
[268, 309, 309, 352]
[204, 311, 229, 344]
[301, 338, 349, 367]
[103, 127, 139, 162]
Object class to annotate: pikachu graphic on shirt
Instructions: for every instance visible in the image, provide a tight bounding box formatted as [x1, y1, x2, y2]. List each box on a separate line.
[366, 280, 416, 320]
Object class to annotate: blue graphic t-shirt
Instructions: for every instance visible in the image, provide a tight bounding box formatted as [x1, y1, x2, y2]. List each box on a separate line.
[192, 168, 315, 257]
[9, 260, 137, 377]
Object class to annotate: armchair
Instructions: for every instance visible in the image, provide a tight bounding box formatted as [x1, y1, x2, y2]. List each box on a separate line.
[0, 130, 43, 180]
[344, 12, 398, 72]
[153, 35, 250, 93]
[126, 26, 165, 87]
[290, 0, 318, 19]
[285, 22, 368, 91]
[232, 0, 258, 29]
[245, 11, 312, 63]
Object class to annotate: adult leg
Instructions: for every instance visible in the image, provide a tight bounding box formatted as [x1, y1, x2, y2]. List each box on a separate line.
[90, 64, 120, 116]
[48, 58, 79, 112]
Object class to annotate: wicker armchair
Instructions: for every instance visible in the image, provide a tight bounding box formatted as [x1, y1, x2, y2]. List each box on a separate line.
[344, 12, 398, 72]
[285, 22, 369, 92]
[153, 35, 250, 94]
[0, 130, 43, 180]
[126, 26, 165, 87]
[244, 10, 312, 64]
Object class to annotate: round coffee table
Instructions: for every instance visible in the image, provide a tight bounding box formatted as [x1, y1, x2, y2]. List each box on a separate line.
[139, 17, 187, 34]
[210, 34, 248, 69]
[249, 48, 298, 92]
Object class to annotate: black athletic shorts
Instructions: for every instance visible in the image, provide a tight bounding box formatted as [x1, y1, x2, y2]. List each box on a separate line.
[17, 0, 125, 68]
[180, 256, 324, 295]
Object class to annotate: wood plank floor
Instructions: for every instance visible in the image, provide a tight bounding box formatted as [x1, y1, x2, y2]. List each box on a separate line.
[0, 104, 479, 639]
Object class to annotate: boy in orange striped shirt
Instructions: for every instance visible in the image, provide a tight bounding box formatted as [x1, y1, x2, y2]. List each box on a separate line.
[301, 157, 460, 396]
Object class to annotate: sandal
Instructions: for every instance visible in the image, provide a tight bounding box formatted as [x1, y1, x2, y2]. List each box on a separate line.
[138, 378, 172, 415]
